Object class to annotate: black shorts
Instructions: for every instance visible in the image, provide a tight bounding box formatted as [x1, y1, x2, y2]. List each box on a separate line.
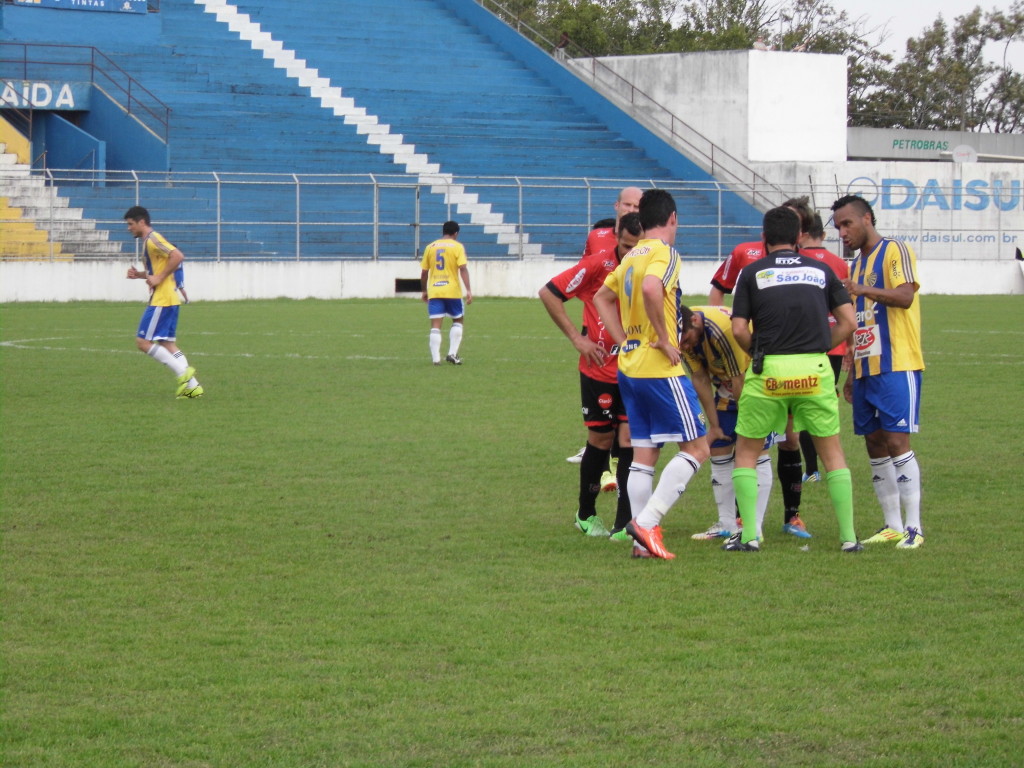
[827, 353, 843, 386]
[580, 371, 628, 431]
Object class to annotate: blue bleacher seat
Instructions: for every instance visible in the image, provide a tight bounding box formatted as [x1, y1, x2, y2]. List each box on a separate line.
[3, 0, 761, 260]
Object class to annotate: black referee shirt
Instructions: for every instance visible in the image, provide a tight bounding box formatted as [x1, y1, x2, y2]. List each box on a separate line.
[732, 249, 851, 356]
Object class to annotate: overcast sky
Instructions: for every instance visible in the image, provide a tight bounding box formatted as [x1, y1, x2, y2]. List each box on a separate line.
[835, 0, 1024, 71]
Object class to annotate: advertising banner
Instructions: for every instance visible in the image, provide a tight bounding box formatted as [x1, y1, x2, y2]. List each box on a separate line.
[836, 165, 1023, 260]
[0, 80, 91, 110]
[12, 0, 147, 14]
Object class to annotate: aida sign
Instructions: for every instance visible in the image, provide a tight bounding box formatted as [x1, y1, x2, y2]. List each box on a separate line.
[13, 0, 146, 13]
[0, 81, 90, 110]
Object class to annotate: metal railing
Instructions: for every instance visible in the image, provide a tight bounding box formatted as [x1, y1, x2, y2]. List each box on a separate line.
[0, 42, 171, 142]
[2, 169, 1018, 263]
[1, 169, 771, 262]
[473, 0, 785, 211]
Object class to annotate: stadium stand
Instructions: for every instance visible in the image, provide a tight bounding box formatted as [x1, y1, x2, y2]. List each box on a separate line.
[1, 0, 761, 261]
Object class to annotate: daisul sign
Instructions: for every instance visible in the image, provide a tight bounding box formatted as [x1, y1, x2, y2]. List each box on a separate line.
[847, 176, 1022, 211]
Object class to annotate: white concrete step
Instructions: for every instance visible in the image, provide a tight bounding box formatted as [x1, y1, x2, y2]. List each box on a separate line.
[46, 227, 110, 242]
[4, 186, 90, 221]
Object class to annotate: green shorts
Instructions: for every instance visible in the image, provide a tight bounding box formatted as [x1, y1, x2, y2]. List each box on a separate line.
[736, 353, 840, 438]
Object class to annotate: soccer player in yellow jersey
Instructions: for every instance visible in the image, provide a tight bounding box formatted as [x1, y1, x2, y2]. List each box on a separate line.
[832, 195, 925, 549]
[124, 206, 203, 399]
[594, 189, 709, 560]
[679, 306, 776, 542]
[420, 221, 472, 366]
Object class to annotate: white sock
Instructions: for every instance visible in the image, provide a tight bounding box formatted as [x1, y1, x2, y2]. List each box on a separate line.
[429, 328, 442, 363]
[756, 454, 773, 538]
[893, 450, 922, 533]
[147, 344, 187, 376]
[448, 322, 463, 356]
[870, 457, 904, 532]
[627, 463, 654, 523]
[636, 451, 702, 528]
[171, 350, 198, 386]
[710, 453, 736, 530]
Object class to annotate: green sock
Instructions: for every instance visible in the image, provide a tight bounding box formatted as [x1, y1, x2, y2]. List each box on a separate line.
[732, 467, 759, 544]
[825, 468, 856, 543]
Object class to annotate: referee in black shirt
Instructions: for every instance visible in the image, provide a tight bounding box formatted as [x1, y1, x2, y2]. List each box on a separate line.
[725, 206, 861, 553]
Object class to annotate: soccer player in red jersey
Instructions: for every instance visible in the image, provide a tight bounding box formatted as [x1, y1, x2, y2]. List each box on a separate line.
[540, 213, 643, 540]
[797, 211, 849, 483]
[564, 187, 641, 465]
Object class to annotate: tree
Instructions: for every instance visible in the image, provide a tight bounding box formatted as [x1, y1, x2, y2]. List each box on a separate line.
[520, 0, 678, 56]
[674, 0, 781, 51]
[981, 1, 1024, 131]
[862, 8, 1007, 131]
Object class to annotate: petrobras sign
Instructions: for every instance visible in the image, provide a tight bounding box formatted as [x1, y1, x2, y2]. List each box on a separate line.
[12, 0, 147, 13]
[846, 176, 1023, 212]
[0, 80, 90, 110]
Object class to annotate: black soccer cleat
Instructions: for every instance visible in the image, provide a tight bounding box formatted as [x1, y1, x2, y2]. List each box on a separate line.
[721, 532, 760, 552]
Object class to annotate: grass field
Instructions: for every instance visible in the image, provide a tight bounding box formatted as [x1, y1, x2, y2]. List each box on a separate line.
[2, 296, 1022, 768]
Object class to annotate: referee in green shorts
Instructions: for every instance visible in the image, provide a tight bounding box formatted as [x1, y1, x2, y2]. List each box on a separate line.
[725, 207, 862, 553]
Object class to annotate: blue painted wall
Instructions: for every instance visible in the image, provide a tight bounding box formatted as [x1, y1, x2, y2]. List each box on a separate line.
[0, 4, 161, 44]
[38, 112, 105, 176]
[79, 86, 168, 171]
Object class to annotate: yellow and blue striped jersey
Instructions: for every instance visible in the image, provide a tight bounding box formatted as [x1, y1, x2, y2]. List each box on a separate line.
[603, 238, 685, 379]
[420, 237, 467, 299]
[683, 305, 749, 409]
[143, 230, 181, 307]
[850, 238, 924, 378]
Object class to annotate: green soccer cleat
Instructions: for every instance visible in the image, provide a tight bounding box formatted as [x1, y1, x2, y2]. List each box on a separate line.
[177, 384, 204, 400]
[575, 514, 610, 537]
[609, 528, 632, 543]
[860, 526, 903, 545]
[175, 366, 197, 397]
[896, 527, 924, 549]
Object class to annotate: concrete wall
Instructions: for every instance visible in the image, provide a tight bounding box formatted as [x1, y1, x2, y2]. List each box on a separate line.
[2, 258, 1020, 303]
[584, 50, 847, 164]
[746, 52, 846, 162]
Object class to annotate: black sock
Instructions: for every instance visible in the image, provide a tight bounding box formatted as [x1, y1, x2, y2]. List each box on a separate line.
[777, 447, 803, 522]
[578, 442, 610, 518]
[799, 431, 818, 475]
[612, 447, 634, 531]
